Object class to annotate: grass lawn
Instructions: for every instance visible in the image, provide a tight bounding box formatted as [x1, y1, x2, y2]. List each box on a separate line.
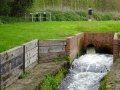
[0, 21, 120, 53]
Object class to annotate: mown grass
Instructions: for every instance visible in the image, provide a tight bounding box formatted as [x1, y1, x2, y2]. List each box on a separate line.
[0, 21, 120, 52]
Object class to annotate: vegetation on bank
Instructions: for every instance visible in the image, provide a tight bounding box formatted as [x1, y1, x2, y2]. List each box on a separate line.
[0, 21, 120, 53]
[99, 73, 109, 90]
[40, 67, 67, 90]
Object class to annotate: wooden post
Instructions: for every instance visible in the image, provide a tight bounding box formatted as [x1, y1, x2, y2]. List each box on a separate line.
[23, 45, 25, 73]
[38, 40, 40, 63]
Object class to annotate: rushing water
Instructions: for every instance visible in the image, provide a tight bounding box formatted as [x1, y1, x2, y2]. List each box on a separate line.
[59, 48, 113, 90]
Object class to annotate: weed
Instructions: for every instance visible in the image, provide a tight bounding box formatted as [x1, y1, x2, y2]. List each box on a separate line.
[0, 76, 2, 81]
[118, 33, 120, 39]
[40, 68, 67, 90]
[19, 73, 26, 79]
[25, 70, 30, 75]
[19, 70, 30, 79]
[64, 56, 70, 62]
[99, 73, 109, 90]
[115, 79, 120, 83]
[53, 56, 70, 62]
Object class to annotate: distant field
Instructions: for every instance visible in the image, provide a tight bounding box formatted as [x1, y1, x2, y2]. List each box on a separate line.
[0, 21, 120, 52]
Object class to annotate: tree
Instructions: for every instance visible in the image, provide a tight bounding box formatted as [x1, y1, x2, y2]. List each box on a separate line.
[11, 0, 34, 17]
[0, 0, 11, 15]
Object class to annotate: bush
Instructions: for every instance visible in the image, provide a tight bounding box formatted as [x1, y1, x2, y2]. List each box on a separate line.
[50, 10, 113, 21]
[92, 13, 113, 21]
[0, 16, 24, 24]
[50, 11, 88, 21]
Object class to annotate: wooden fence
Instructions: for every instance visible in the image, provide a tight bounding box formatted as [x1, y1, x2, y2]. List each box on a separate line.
[0, 39, 66, 90]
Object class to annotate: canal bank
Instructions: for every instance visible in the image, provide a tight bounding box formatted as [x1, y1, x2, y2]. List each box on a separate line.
[5, 61, 67, 90]
[106, 58, 120, 90]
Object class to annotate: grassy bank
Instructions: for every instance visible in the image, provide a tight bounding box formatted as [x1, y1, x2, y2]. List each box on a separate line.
[40, 67, 67, 90]
[0, 21, 120, 52]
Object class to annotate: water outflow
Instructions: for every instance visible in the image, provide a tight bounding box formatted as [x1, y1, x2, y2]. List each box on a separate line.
[59, 48, 113, 90]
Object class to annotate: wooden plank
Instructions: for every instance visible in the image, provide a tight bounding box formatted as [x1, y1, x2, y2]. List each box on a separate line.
[39, 52, 66, 61]
[23, 39, 38, 52]
[49, 46, 65, 52]
[39, 39, 66, 46]
[1, 46, 23, 64]
[25, 47, 38, 60]
[1, 64, 23, 85]
[1, 74, 20, 90]
[25, 54, 38, 68]
[1, 54, 23, 75]
[39, 47, 49, 53]
[25, 61, 38, 70]
[39, 46, 65, 53]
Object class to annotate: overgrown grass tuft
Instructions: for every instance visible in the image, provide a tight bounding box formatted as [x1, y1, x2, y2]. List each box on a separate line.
[40, 68, 67, 90]
[99, 73, 110, 90]
[118, 33, 120, 39]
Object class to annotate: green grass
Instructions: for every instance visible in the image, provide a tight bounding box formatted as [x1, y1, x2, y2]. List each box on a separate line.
[0, 21, 120, 52]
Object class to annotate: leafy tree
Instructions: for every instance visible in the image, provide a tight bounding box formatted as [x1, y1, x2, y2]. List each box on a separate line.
[0, 0, 11, 15]
[11, 0, 34, 17]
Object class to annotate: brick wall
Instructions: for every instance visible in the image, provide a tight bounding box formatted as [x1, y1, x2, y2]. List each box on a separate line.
[84, 32, 114, 54]
[113, 33, 120, 61]
[66, 33, 84, 62]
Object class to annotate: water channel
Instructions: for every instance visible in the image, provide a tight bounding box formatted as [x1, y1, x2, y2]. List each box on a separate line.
[59, 47, 113, 90]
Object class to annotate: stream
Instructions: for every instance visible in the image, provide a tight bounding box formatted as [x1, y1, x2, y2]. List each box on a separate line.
[59, 48, 113, 90]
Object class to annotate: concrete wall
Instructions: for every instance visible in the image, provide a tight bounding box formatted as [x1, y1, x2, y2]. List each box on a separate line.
[66, 33, 84, 62]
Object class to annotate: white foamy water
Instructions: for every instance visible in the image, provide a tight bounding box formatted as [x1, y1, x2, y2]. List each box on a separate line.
[59, 54, 113, 90]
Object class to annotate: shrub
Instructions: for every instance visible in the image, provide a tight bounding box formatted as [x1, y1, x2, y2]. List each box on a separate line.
[92, 13, 113, 21]
[0, 16, 24, 24]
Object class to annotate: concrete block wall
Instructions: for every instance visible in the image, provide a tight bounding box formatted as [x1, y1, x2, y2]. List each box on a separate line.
[23, 39, 38, 71]
[38, 40, 66, 63]
[66, 33, 84, 62]
[0, 46, 23, 90]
